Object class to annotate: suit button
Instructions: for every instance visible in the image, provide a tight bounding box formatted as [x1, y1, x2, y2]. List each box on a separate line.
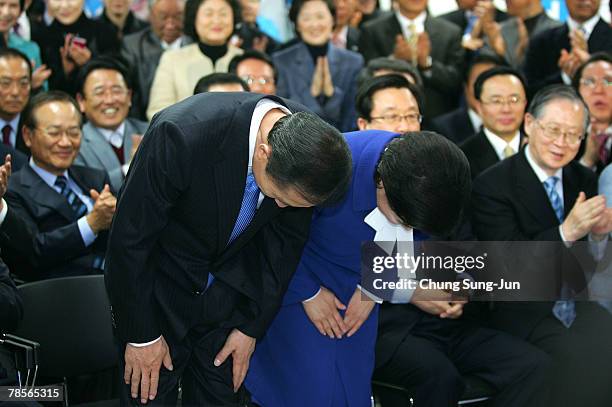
[194, 290, 201, 296]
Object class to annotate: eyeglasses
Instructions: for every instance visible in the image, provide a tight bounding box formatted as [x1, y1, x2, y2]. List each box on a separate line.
[579, 77, 612, 90]
[535, 120, 584, 146]
[35, 126, 81, 139]
[240, 75, 274, 86]
[90, 86, 128, 99]
[0, 78, 30, 90]
[370, 113, 423, 124]
[481, 95, 524, 108]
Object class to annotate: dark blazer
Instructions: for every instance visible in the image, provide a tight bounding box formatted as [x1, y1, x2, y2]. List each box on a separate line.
[0, 257, 22, 331]
[98, 10, 149, 50]
[273, 42, 363, 132]
[470, 148, 596, 338]
[104, 93, 314, 344]
[439, 8, 508, 33]
[460, 129, 501, 179]
[359, 14, 465, 117]
[0, 144, 27, 172]
[346, 26, 361, 53]
[121, 28, 191, 121]
[0, 165, 110, 281]
[433, 106, 477, 144]
[524, 18, 612, 96]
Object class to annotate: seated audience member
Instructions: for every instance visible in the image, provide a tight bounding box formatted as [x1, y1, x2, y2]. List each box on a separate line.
[98, 0, 148, 47]
[460, 66, 527, 179]
[31, 0, 117, 95]
[359, 0, 465, 118]
[355, 74, 423, 134]
[481, 0, 561, 69]
[471, 85, 612, 407]
[228, 50, 277, 94]
[434, 53, 507, 145]
[0, 91, 116, 281]
[193, 72, 248, 93]
[146, 0, 243, 119]
[233, 0, 278, 54]
[121, 0, 190, 121]
[75, 57, 148, 192]
[331, 0, 360, 53]
[0, 48, 32, 170]
[358, 57, 423, 90]
[273, 0, 363, 132]
[572, 52, 612, 173]
[524, 0, 612, 96]
[0, 0, 50, 90]
[355, 0, 387, 28]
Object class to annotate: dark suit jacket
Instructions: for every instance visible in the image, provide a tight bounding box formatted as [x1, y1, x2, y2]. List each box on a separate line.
[0, 144, 27, 172]
[346, 26, 360, 53]
[273, 42, 363, 132]
[0, 257, 21, 331]
[359, 14, 465, 117]
[524, 19, 612, 96]
[470, 149, 596, 338]
[0, 165, 110, 281]
[433, 106, 477, 144]
[460, 129, 501, 179]
[104, 93, 314, 344]
[439, 8, 508, 33]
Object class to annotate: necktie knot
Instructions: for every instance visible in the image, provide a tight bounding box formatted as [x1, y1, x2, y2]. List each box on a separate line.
[544, 176, 559, 191]
[55, 175, 68, 190]
[503, 144, 515, 158]
[2, 124, 11, 146]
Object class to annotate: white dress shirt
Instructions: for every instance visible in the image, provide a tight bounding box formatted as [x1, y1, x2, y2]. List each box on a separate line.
[395, 10, 427, 39]
[483, 128, 520, 161]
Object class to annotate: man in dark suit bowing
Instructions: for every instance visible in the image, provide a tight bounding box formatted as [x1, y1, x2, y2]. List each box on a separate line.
[104, 92, 352, 406]
[460, 66, 527, 179]
[471, 85, 612, 406]
[0, 91, 116, 282]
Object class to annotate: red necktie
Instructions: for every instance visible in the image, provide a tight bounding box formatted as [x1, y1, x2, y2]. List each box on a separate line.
[597, 132, 611, 166]
[2, 125, 11, 146]
[112, 144, 125, 165]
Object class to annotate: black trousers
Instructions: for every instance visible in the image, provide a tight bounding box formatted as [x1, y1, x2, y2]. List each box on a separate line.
[117, 280, 257, 407]
[373, 315, 549, 407]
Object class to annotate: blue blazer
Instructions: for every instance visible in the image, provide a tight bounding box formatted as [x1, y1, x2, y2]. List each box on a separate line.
[273, 42, 363, 133]
[246, 130, 398, 407]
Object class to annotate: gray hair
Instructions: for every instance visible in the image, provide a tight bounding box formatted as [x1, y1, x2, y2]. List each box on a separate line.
[527, 84, 590, 131]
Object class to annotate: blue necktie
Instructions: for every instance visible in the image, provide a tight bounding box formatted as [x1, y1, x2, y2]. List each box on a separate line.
[55, 175, 88, 218]
[206, 172, 260, 288]
[543, 176, 576, 328]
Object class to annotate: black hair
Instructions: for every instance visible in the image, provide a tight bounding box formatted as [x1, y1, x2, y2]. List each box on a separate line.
[265, 111, 351, 206]
[375, 131, 471, 237]
[0, 47, 32, 78]
[193, 72, 248, 93]
[572, 51, 612, 90]
[288, 0, 336, 33]
[76, 55, 132, 96]
[355, 74, 423, 121]
[464, 52, 508, 84]
[528, 84, 590, 131]
[473, 66, 526, 101]
[358, 57, 423, 90]
[184, 0, 241, 42]
[22, 91, 82, 129]
[228, 49, 277, 82]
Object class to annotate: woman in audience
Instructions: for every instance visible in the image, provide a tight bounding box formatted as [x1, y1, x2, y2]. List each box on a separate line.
[272, 0, 363, 132]
[146, 0, 243, 119]
[31, 0, 117, 94]
[0, 0, 50, 89]
[574, 52, 612, 173]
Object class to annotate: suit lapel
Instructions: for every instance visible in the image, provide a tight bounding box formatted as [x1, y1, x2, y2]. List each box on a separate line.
[588, 19, 611, 50]
[475, 130, 499, 172]
[122, 120, 134, 159]
[20, 166, 75, 221]
[84, 123, 121, 168]
[562, 165, 580, 215]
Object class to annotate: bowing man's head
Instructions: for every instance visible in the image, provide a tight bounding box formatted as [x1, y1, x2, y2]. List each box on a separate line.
[375, 131, 471, 237]
[252, 110, 352, 208]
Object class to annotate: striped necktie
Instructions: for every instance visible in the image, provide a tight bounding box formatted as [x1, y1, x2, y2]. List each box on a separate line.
[54, 175, 88, 217]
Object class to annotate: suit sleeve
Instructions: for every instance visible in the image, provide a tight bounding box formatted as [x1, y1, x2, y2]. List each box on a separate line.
[238, 207, 313, 339]
[358, 25, 383, 62]
[424, 28, 464, 95]
[105, 119, 193, 343]
[0, 257, 22, 332]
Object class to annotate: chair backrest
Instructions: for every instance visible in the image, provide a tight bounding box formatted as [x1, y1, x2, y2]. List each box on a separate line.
[14, 275, 117, 379]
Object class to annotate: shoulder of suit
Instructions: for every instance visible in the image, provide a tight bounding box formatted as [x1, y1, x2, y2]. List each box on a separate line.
[427, 15, 462, 35]
[127, 118, 149, 133]
[272, 42, 304, 60]
[360, 12, 396, 32]
[122, 28, 151, 46]
[70, 164, 108, 183]
[161, 42, 199, 58]
[331, 45, 363, 62]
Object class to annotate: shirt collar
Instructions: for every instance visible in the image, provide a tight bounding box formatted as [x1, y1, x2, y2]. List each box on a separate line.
[364, 207, 413, 254]
[248, 98, 291, 172]
[395, 10, 427, 37]
[567, 14, 600, 39]
[524, 144, 563, 184]
[96, 122, 126, 148]
[161, 36, 184, 50]
[482, 127, 521, 160]
[29, 157, 68, 188]
[467, 108, 482, 132]
[0, 115, 20, 134]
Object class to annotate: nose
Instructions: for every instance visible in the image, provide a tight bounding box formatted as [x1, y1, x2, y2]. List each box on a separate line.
[57, 132, 73, 147]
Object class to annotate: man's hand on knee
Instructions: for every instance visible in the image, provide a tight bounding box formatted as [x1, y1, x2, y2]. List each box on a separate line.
[214, 329, 256, 392]
[124, 335, 174, 404]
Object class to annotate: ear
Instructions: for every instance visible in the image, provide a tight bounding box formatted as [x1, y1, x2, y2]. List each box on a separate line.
[22, 126, 33, 148]
[474, 100, 483, 117]
[357, 117, 368, 131]
[254, 142, 272, 163]
[76, 93, 86, 113]
[523, 113, 535, 137]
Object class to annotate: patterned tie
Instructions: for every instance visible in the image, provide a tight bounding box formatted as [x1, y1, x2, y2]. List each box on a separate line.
[2, 125, 11, 146]
[503, 145, 515, 158]
[54, 175, 88, 217]
[407, 22, 418, 66]
[543, 176, 576, 328]
[596, 132, 611, 166]
[207, 172, 260, 288]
